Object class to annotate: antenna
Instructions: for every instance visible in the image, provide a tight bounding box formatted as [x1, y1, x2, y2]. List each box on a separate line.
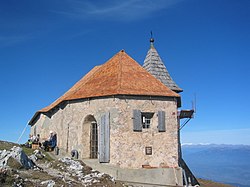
[194, 93, 197, 113]
[191, 93, 197, 117]
[179, 94, 197, 130]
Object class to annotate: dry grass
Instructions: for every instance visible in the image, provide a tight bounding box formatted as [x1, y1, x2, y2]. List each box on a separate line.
[198, 178, 234, 187]
[0, 140, 18, 150]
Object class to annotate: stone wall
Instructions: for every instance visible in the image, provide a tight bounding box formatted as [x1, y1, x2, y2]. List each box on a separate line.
[31, 96, 179, 169]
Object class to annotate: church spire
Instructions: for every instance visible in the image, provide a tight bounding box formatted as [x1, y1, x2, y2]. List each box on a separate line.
[143, 35, 183, 93]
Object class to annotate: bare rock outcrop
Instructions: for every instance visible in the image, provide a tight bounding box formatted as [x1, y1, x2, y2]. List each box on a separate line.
[0, 146, 35, 169]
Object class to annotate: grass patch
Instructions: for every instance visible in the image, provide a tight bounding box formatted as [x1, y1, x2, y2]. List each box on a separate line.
[198, 178, 234, 187]
[0, 141, 18, 151]
[21, 147, 35, 156]
[42, 152, 54, 162]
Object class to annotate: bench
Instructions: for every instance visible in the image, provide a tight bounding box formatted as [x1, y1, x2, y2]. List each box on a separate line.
[31, 143, 40, 150]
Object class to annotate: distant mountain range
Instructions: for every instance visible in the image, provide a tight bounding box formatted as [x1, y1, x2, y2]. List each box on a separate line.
[182, 144, 250, 187]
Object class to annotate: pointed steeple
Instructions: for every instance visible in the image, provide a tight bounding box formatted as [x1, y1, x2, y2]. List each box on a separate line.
[143, 36, 183, 93]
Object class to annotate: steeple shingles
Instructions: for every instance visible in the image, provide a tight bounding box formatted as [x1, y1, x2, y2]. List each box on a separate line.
[143, 39, 183, 93]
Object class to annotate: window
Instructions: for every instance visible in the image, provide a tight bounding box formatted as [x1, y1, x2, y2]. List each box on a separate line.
[141, 112, 154, 129]
[133, 110, 154, 131]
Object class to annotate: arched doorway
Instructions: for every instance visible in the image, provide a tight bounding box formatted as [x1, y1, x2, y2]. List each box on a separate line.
[83, 115, 98, 159]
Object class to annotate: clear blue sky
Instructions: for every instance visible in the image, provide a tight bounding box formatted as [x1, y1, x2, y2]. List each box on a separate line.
[0, 0, 249, 144]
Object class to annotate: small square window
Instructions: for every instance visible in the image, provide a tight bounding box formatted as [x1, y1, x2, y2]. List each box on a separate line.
[145, 146, 152, 155]
[141, 112, 154, 129]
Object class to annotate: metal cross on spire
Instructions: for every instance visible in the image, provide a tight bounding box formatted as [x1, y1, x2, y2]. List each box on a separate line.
[150, 31, 154, 47]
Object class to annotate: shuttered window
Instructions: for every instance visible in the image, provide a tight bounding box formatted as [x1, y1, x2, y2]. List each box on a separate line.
[133, 110, 142, 131]
[133, 110, 155, 131]
[99, 112, 110, 163]
[158, 111, 166, 132]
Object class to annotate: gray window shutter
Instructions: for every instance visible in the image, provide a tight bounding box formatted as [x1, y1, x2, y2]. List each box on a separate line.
[133, 110, 142, 132]
[158, 111, 166, 132]
[99, 112, 110, 163]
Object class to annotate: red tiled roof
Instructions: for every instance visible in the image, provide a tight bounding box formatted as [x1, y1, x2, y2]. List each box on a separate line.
[30, 50, 179, 124]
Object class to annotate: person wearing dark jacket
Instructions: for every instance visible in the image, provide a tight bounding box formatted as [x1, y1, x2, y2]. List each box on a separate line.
[43, 131, 57, 151]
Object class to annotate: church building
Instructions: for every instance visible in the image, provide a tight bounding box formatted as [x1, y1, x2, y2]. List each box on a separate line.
[29, 38, 197, 186]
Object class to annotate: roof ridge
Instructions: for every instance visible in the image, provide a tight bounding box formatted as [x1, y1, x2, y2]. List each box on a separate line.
[117, 50, 123, 93]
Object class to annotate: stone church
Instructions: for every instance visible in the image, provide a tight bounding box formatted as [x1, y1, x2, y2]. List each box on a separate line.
[29, 38, 197, 186]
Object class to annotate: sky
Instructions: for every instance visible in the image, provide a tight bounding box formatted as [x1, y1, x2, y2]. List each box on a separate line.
[0, 0, 249, 145]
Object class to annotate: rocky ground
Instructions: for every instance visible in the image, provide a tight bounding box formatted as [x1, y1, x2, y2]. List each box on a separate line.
[0, 140, 123, 187]
[0, 140, 234, 187]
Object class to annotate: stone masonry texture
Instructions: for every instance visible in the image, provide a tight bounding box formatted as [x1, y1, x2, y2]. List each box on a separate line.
[31, 96, 179, 169]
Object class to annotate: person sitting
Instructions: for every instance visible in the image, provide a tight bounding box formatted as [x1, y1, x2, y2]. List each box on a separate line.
[33, 134, 40, 143]
[32, 134, 41, 148]
[43, 131, 57, 151]
[50, 133, 57, 150]
[30, 134, 37, 142]
[24, 139, 32, 148]
[42, 131, 53, 150]
[24, 134, 33, 148]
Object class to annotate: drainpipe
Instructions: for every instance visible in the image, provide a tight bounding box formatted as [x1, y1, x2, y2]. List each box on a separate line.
[66, 123, 69, 153]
